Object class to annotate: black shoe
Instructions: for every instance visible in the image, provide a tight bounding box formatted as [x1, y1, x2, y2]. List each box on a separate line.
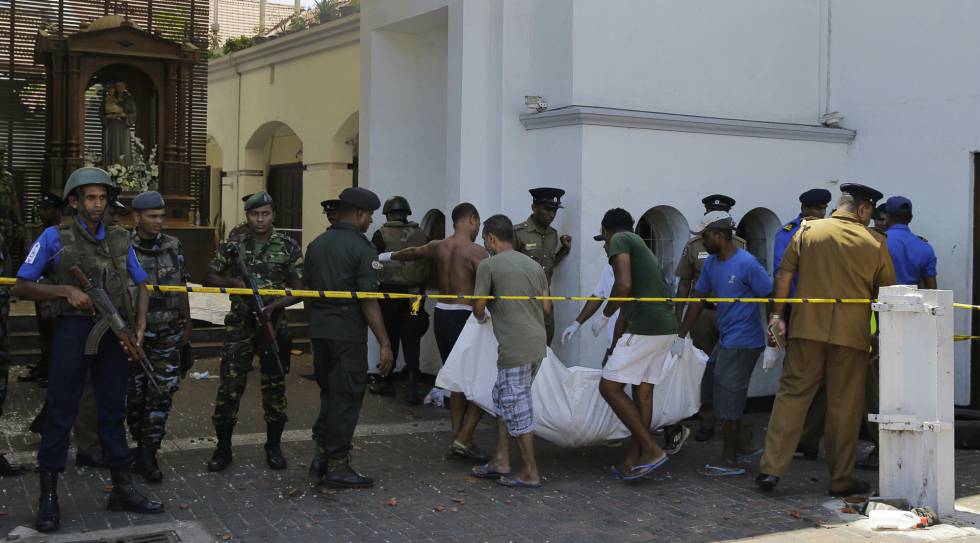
[829, 479, 871, 498]
[309, 457, 328, 481]
[207, 447, 232, 472]
[107, 469, 165, 514]
[265, 444, 287, 470]
[322, 461, 374, 489]
[368, 381, 396, 397]
[35, 471, 59, 532]
[794, 444, 819, 461]
[664, 425, 691, 456]
[136, 447, 162, 484]
[405, 372, 423, 405]
[694, 427, 714, 442]
[755, 473, 780, 492]
[76, 452, 109, 469]
[855, 449, 878, 471]
[0, 453, 24, 476]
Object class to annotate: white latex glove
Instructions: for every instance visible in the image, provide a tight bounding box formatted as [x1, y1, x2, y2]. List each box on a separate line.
[763, 345, 782, 370]
[591, 315, 610, 337]
[561, 322, 581, 344]
[670, 336, 686, 358]
[378, 252, 393, 263]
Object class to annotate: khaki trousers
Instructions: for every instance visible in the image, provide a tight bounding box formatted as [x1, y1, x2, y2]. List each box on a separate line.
[760, 338, 868, 491]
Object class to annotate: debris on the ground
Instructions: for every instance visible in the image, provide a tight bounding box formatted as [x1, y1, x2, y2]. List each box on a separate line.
[221, 532, 233, 540]
[178, 503, 190, 510]
[288, 487, 303, 497]
[6, 525, 43, 540]
[448, 506, 459, 513]
[841, 507, 858, 514]
[790, 510, 802, 519]
[103, 484, 113, 492]
[434, 505, 445, 512]
[387, 497, 397, 507]
[451, 496, 465, 504]
[290, 349, 302, 356]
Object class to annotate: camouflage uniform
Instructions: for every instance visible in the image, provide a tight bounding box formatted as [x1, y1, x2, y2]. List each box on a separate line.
[127, 231, 190, 449]
[210, 229, 303, 427]
[0, 160, 23, 270]
[0, 233, 10, 413]
[227, 221, 248, 242]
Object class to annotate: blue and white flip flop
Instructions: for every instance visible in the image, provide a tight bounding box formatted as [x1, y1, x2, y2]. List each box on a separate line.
[496, 476, 543, 488]
[627, 454, 670, 479]
[699, 464, 746, 477]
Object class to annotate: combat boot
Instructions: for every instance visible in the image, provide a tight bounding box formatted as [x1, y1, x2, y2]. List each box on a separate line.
[107, 469, 164, 514]
[136, 446, 163, 483]
[35, 471, 59, 532]
[207, 424, 234, 472]
[265, 421, 287, 470]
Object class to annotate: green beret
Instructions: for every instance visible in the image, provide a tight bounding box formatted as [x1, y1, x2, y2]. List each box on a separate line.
[244, 191, 274, 211]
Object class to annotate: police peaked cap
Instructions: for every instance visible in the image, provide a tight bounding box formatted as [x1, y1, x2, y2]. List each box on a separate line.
[799, 188, 832, 207]
[109, 199, 127, 211]
[701, 194, 736, 212]
[132, 191, 165, 211]
[339, 187, 381, 211]
[840, 183, 884, 204]
[244, 191, 274, 211]
[529, 187, 565, 209]
[320, 198, 344, 213]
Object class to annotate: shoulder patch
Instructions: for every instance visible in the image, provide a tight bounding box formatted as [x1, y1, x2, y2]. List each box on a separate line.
[783, 223, 795, 232]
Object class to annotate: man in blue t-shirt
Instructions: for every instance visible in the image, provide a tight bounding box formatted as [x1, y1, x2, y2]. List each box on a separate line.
[883, 196, 937, 289]
[677, 211, 772, 476]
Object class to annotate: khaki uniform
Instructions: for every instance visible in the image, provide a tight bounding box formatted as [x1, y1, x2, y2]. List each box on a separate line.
[760, 210, 895, 491]
[514, 216, 568, 344]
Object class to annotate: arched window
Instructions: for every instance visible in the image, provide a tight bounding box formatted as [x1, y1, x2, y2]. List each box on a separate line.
[635, 206, 690, 287]
[736, 207, 782, 274]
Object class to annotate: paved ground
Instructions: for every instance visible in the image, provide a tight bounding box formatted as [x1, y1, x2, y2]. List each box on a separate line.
[2, 354, 980, 542]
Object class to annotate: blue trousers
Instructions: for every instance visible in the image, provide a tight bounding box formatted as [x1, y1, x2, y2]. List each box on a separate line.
[37, 316, 132, 471]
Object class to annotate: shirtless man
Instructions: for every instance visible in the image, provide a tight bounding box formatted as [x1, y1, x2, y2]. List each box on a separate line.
[378, 203, 490, 461]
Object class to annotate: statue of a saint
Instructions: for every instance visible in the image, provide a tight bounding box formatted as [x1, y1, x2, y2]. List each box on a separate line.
[101, 80, 137, 168]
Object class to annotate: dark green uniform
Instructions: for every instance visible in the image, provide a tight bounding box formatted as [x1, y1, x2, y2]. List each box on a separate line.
[128, 232, 190, 449]
[304, 222, 381, 463]
[0, 232, 10, 415]
[514, 215, 568, 344]
[210, 229, 303, 428]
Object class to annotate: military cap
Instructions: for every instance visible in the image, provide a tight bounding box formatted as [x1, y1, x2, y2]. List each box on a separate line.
[693, 211, 735, 234]
[339, 187, 381, 211]
[799, 188, 832, 207]
[884, 195, 912, 215]
[241, 193, 254, 203]
[320, 198, 344, 213]
[109, 199, 127, 211]
[840, 183, 884, 204]
[39, 192, 63, 208]
[873, 203, 887, 220]
[701, 194, 736, 213]
[63, 167, 116, 198]
[244, 191, 274, 211]
[132, 190, 165, 211]
[529, 187, 565, 209]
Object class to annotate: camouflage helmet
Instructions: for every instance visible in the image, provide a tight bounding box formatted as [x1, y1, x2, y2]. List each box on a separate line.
[383, 196, 411, 215]
[63, 167, 116, 199]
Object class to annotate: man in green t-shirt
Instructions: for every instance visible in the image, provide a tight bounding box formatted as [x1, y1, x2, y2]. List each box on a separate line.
[594, 208, 679, 481]
[470, 215, 551, 489]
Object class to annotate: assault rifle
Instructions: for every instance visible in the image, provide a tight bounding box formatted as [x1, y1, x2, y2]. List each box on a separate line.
[69, 266, 163, 396]
[226, 245, 286, 375]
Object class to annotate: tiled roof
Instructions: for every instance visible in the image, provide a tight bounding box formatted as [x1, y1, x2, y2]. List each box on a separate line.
[210, 0, 296, 44]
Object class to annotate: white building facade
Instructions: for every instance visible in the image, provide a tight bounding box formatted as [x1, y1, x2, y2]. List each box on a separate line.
[359, 0, 979, 403]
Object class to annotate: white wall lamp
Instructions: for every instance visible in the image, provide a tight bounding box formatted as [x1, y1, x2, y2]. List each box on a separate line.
[525, 95, 548, 113]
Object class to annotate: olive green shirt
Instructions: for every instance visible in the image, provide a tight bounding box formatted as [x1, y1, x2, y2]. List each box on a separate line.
[514, 215, 567, 283]
[474, 250, 548, 369]
[304, 222, 381, 342]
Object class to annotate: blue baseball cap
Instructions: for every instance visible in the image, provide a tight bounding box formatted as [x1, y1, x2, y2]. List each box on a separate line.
[884, 196, 912, 215]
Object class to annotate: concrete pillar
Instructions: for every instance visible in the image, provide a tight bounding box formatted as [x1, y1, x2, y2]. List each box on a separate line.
[871, 285, 955, 515]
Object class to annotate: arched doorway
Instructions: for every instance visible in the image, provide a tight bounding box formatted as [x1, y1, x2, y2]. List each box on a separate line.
[334, 110, 359, 187]
[636, 205, 690, 288]
[245, 121, 304, 245]
[736, 207, 782, 273]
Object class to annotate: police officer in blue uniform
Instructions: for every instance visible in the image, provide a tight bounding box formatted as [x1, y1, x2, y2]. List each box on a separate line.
[13, 167, 164, 532]
[881, 196, 937, 289]
[772, 188, 832, 294]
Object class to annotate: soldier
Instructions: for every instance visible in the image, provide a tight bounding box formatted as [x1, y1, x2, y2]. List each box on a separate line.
[675, 194, 747, 444]
[19, 192, 64, 385]
[758, 183, 894, 496]
[321, 198, 342, 226]
[206, 191, 303, 472]
[514, 187, 572, 346]
[127, 191, 192, 483]
[0, 147, 25, 274]
[226, 193, 255, 242]
[304, 187, 394, 488]
[14, 167, 164, 532]
[0, 230, 24, 477]
[369, 196, 430, 403]
[105, 199, 128, 228]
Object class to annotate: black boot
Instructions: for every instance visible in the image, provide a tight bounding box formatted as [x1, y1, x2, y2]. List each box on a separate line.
[265, 421, 287, 470]
[405, 370, 423, 405]
[0, 453, 24, 476]
[322, 458, 374, 489]
[309, 457, 328, 482]
[35, 471, 59, 532]
[107, 469, 164, 514]
[207, 424, 234, 472]
[136, 446, 163, 484]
